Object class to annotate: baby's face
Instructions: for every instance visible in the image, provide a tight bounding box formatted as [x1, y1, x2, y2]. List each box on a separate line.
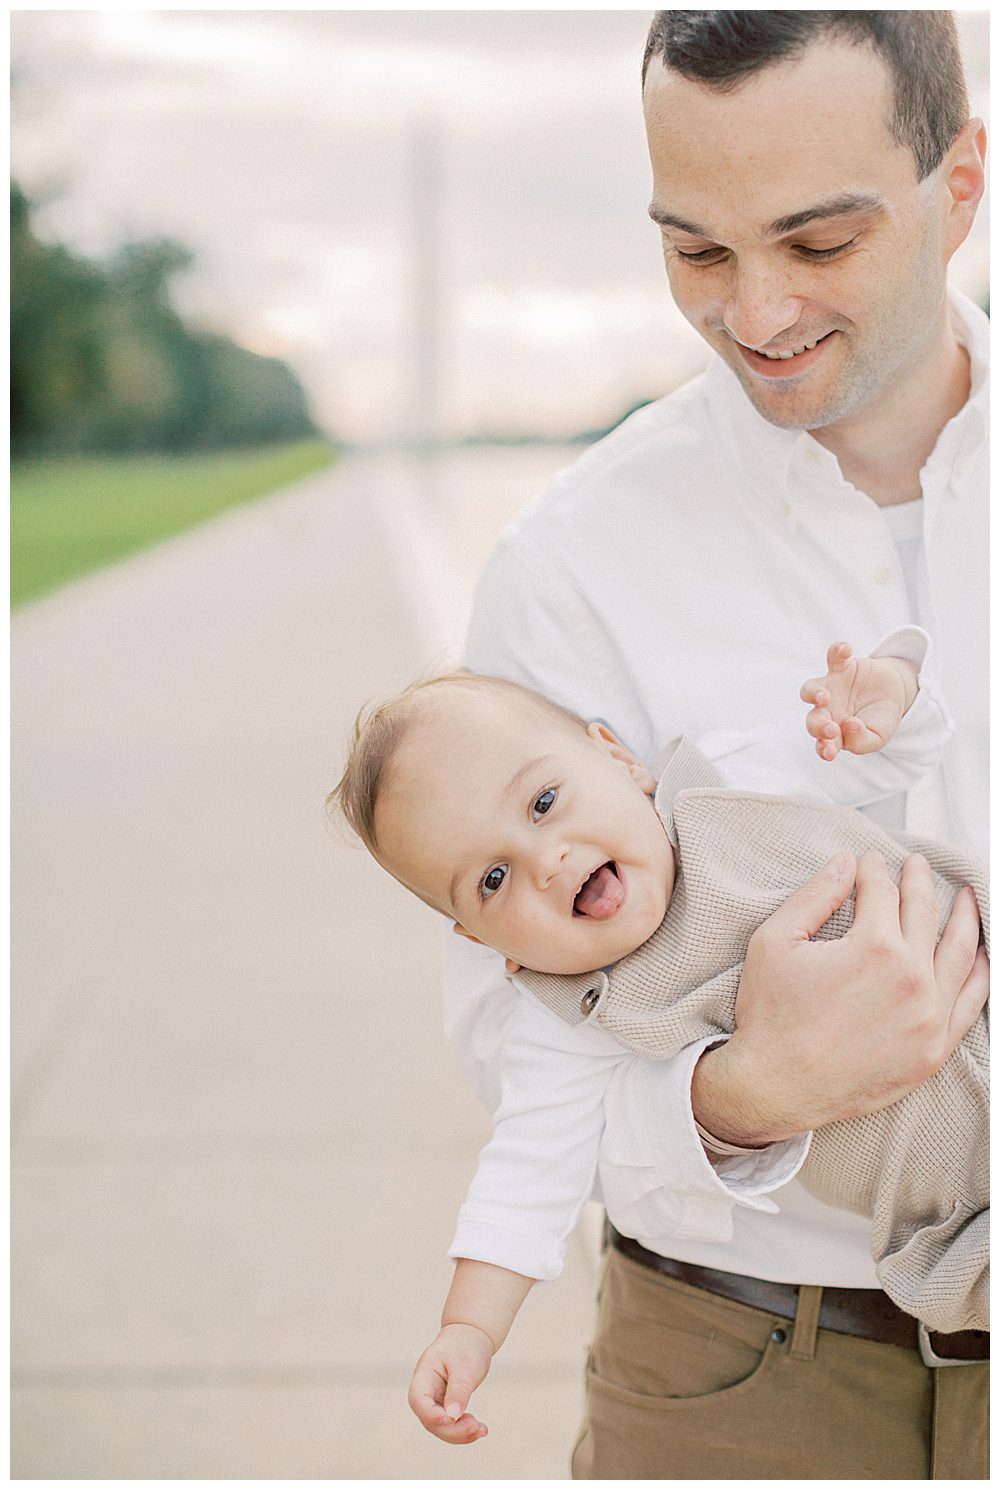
[374, 688, 675, 975]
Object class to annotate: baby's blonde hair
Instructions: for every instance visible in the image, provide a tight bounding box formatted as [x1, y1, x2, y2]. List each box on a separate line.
[328, 671, 586, 858]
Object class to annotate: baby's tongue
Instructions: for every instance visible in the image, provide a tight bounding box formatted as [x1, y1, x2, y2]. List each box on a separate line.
[574, 864, 624, 920]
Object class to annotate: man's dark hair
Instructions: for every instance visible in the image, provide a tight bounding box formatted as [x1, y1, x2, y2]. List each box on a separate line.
[642, 11, 970, 180]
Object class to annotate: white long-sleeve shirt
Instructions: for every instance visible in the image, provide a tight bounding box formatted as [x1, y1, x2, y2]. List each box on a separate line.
[444, 288, 988, 1286]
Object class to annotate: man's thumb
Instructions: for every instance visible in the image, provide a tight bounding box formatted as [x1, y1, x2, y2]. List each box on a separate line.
[768, 852, 856, 942]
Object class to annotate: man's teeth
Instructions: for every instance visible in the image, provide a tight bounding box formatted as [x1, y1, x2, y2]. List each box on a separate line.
[759, 335, 824, 360]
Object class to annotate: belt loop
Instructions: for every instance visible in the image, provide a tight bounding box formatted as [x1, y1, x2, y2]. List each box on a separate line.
[790, 1285, 822, 1361]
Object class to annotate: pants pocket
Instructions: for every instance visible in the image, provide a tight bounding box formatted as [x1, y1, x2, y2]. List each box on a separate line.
[572, 1338, 784, 1480]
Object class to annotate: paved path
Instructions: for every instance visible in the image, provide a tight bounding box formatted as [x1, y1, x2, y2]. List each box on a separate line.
[11, 448, 603, 1478]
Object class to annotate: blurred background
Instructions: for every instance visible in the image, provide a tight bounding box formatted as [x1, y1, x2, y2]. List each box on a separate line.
[10, 9, 989, 1479]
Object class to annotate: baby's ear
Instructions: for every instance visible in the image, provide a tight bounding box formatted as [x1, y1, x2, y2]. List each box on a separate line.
[452, 922, 483, 947]
[453, 922, 521, 975]
[586, 722, 657, 794]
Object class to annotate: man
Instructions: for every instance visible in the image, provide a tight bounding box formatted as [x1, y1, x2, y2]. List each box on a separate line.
[444, 11, 988, 1480]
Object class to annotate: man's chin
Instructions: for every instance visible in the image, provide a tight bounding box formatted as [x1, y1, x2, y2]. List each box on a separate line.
[731, 366, 847, 433]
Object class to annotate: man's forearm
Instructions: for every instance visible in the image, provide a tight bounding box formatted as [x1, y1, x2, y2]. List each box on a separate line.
[690, 1036, 808, 1147]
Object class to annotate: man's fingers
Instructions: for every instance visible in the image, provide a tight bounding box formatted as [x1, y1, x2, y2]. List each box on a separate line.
[896, 853, 940, 959]
[933, 884, 982, 996]
[850, 849, 901, 936]
[947, 943, 989, 1046]
[760, 851, 857, 943]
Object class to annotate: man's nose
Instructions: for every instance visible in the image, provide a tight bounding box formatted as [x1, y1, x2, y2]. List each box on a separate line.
[722, 260, 801, 350]
[531, 841, 571, 891]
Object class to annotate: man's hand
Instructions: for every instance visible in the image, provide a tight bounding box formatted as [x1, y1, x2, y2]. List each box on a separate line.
[800, 643, 918, 760]
[408, 1323, 493, 1444]
[691, 849, 987, 1145]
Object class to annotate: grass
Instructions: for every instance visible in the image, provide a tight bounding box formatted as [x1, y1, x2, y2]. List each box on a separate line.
[10, 439, 337, 608]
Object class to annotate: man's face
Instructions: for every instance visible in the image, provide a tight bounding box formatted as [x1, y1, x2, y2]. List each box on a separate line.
[643, 40, 956, 432]
[373, 689, 675, 975]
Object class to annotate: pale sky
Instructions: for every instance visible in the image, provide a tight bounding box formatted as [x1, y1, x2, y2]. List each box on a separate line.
[10, 8, 990, 444]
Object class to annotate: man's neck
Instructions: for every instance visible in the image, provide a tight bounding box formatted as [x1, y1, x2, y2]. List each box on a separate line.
[808, 315, 972, 508]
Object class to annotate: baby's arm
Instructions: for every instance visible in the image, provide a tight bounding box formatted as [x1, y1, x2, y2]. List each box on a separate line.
[409, 992, 629, 1444]
[408, 1260, 534, 1444]
[801, 642, 918, 760]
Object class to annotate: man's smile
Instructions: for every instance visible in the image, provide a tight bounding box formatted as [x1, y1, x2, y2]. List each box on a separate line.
[732, 330, 840, 380]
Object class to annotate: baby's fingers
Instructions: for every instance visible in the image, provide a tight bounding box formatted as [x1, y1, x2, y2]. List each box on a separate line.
[408, 1379, 488, 1444]
[839, 717, 880, 755]
[825, 641, 853, 673]
[842, 702, 902, 755]
[428, 1407, 489, 1445]
[799, 677, 832, 707]
[806, 706, 843, 760]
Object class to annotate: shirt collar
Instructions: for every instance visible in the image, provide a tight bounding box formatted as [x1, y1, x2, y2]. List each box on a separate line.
[921, 287, 989, 489]
[652, 737, 726, 846]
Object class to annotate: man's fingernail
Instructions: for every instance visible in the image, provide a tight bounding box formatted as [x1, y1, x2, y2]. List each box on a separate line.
[445, 1402, 462, 1420]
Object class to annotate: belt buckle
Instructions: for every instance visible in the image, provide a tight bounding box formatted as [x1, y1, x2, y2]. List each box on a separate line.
[918, 1321, 980, 1368]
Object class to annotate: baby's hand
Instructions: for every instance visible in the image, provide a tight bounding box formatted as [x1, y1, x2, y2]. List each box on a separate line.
[800, 643, 918, 761]
[407, 1323, 494, 1444]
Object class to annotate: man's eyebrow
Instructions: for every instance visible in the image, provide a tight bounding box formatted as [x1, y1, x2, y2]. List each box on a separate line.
[647, 204, 710, 236]
[647, 192, 884, 241]
[447, 754, 555, 915]
[765, 192, 885, 238]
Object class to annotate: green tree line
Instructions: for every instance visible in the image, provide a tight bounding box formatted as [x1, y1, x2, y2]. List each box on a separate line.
[11, 183, 320, 455]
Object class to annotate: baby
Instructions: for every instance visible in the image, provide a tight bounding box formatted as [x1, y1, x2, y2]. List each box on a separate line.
[331, 642, 987, 1445]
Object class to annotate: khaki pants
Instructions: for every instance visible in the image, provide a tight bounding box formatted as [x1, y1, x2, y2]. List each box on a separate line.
[571, 1249, 988, 1480]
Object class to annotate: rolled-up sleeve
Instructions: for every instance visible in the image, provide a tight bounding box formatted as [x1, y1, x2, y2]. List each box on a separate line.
[599, 1035, 810, 1247]
[449, 994, 811, 1278]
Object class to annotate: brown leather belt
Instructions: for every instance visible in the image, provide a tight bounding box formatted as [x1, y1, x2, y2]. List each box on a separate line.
[609, 1227, 989, 1363]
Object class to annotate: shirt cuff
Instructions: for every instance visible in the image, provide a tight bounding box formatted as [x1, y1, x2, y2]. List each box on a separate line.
[603, 1036, 811, 1204]
[449, 1207, 565, 1282]
[679, 1036, 811, 1206]
[869, 623, 929, 671]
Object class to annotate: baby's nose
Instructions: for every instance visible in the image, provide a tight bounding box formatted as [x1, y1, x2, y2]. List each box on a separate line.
[532, 843, 571, 890]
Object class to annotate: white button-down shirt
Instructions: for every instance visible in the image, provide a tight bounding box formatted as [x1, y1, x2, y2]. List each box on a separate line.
[445, 288, 988, 1286]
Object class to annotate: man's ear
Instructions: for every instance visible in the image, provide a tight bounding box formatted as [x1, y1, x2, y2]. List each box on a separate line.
[453, 921, 521, 976]
[586, 721, 657, 794]
[942, 118, 986, 260]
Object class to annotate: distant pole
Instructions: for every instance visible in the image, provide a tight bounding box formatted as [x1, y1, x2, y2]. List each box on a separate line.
[408, 114, 444, 450]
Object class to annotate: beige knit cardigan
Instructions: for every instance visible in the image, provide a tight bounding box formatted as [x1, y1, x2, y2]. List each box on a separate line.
[516, 738, 989, 1333]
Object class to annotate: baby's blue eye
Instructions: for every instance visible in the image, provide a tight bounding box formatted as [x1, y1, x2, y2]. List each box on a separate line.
[481, 864, 509, 898]
[533, 789, 557, 819]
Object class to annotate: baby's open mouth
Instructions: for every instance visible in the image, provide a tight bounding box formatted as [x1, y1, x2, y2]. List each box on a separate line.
[573, 862, 624, 920]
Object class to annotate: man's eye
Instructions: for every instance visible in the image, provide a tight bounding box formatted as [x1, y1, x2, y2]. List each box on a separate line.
[674, 245, 727, 263]
[796, 238, 857, 261]
[481, 863, 509, 898]
[532, 788, 557, 819]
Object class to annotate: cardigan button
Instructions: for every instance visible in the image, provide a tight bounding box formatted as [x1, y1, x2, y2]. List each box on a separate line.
[580, 987, 601, 1016]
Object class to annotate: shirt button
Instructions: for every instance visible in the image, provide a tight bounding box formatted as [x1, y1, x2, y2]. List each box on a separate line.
[873, 565, 895, 586]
